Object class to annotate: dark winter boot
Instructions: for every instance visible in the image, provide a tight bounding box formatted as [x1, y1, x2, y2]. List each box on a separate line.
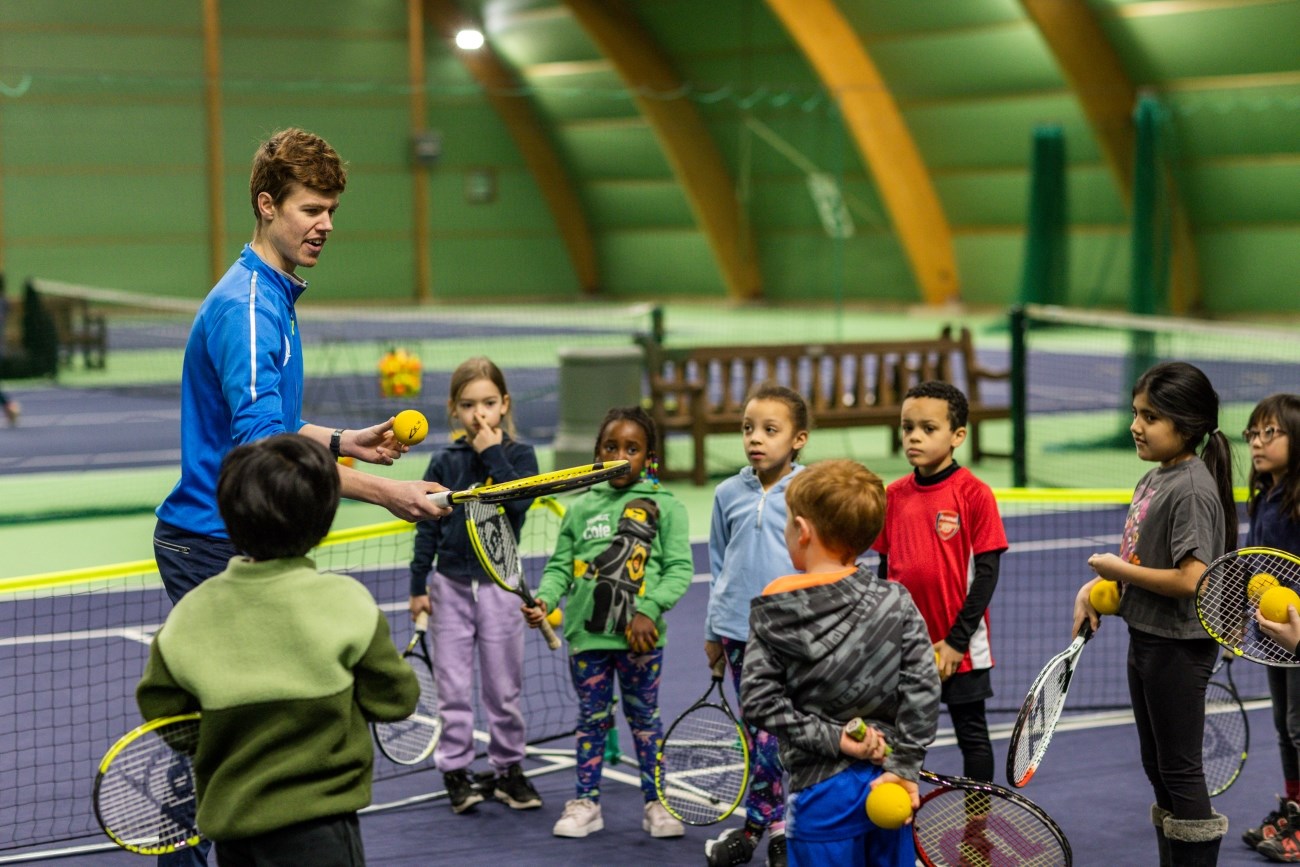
[1164, 811, 1228, 867]
[1152, 804, 1173, 867]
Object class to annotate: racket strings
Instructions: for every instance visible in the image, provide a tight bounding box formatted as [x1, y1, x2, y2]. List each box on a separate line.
[915, 786, 1068, 867]
[376, 654, 441, 764]
[97, 722, 200, 850]
[1203, 681, 1247, 796]
[1198, 551, 1300, 664]
[467, 501, 526, 592]
[658, 707, 748, 825]
[1010, 658, 1070, 783]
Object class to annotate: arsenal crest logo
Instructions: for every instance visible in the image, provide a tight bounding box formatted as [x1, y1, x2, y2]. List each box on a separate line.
[935, 510, 960, 540]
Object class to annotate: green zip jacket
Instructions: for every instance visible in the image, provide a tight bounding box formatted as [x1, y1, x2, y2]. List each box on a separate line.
[136, 556, 418, 841]
[536, 480, 693, 654]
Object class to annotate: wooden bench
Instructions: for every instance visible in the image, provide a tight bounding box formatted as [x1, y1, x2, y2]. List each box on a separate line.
[29, 281, 107, 370]
[643, 326, 1010, 485]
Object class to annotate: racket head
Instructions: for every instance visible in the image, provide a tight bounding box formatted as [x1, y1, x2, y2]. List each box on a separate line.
[914, 772, 1072, 867]
[93, 713, 203, 855]
[1203, 678, 1248, 797]
[374, 612, 442, 765]
[465, 499, 561, 649]
[654, 699, 750, 826]
[1196, 546, 1300, 665]
[435, 461, 629, 507]
[1006, 624, 1091, 788]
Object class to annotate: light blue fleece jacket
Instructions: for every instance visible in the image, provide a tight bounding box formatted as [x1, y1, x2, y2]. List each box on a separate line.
[156, 245, 308, 538]
[705, 464, 804, 643]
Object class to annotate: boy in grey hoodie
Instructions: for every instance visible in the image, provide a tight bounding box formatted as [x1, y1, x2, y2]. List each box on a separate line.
[741, 459, 940, 867]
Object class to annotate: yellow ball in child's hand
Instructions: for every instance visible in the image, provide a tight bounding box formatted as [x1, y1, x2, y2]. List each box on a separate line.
[1089, 580, 1122, 616]
[865, 782, 912, 830]
[393, 410, 428, 446]
[1259, 585, 1300, 623]
[547, 607, 563, 628]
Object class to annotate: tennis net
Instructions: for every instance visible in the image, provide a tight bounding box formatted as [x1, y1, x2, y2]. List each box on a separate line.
[0, 279, 658, 524]
[0, 498, 572, 855]
[1009, 303, 1300, 488]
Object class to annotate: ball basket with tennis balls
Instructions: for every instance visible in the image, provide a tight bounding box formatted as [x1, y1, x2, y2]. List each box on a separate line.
[1259, 585, 1300, 623]
[393, 410, 428, 446]
[1089, 580, 1122, 616]
[865, 781, 912, 830]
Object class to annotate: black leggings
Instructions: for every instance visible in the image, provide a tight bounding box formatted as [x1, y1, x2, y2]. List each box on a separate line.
[949, 700, 994, 782]
[1127, 626, 1218, 819]
[217, 813, 364, 867]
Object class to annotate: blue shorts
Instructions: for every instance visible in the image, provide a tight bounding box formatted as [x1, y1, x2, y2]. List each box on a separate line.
[786, 762, 915, 867]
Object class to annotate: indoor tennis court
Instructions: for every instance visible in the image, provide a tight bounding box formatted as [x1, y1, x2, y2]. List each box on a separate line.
[2, 1, 1297, 865]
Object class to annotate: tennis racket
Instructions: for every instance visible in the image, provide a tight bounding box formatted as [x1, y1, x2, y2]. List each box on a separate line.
[93, 713, 204, 855]
[914, 770, 1072, 867]
[427, 460, 628, 508]
[1204, 652, 1249, 797]
[1196, 546, 1300, 665]
[1006, 621, 1093, 787]
[654, 657, 750, 825]
[465, 499, 561, 650]
[373, 611, 441, 765]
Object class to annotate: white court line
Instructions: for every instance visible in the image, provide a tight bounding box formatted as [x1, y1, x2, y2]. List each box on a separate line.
[0, 625, 158, 647]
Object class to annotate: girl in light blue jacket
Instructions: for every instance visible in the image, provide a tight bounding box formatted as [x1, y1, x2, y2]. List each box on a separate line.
[702, 383, 810, 867]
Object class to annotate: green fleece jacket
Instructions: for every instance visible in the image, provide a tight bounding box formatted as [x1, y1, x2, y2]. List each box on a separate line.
[536, 480, 693, 653]
[136, 556, 418, 841]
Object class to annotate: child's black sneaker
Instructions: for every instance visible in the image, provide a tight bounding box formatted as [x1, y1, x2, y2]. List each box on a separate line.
[706, 827, 758, 866]
[444, 769, 485, 814]
[765, 829, 787, 867]
[1258, 826, 1300, 863]
[493, 763, 543, 810]
[1247, 798, 1300, 850]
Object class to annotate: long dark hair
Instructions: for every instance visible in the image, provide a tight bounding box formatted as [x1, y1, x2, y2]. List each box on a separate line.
[1134, 361, 1237, 551]
[1246, 393, 1300, 525]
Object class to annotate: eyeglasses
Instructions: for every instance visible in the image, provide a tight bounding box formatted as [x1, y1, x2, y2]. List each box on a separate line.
[1243, 426, 1288, 445]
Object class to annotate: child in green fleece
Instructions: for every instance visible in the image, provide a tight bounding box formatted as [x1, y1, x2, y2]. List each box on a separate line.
[137, 435, 418, 866]
[522, 406, 694, 841]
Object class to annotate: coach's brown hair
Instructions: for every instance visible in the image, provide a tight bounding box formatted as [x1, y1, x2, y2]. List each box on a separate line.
[785, 459, 885, 559]
[249, 127, 348, 220]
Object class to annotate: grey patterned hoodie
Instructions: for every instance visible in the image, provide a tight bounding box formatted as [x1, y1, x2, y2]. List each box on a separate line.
[741, 565, 940, 792]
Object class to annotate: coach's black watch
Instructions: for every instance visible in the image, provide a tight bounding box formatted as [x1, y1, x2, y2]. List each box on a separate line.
[330, 429, 344, 458]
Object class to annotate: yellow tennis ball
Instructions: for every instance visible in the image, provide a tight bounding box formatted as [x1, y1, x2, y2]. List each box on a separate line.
[1089, 580, 1121, 616]
[1249, 573, 1281, 604]
[393, 410, 428, 446]
[865, 782, 912, 830]
[546, 607, 563, 628]
[1259, 585, 1300, 623]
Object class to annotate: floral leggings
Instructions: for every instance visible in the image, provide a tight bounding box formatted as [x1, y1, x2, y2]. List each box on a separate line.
[721, 636, 785, 831]
[570, 648, 665, 801]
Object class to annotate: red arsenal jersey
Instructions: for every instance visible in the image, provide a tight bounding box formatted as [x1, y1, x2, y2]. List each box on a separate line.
[872, 467, 1008, 672]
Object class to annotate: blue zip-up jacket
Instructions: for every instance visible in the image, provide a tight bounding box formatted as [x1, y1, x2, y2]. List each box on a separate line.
[157, 245, 308, 538]
[408, 435, 538, 594]
[705, 464, 804, 643]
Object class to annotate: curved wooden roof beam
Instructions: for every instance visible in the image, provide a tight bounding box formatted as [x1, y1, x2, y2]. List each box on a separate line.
[766, 0, 959, 306]
[1019, 0, 1199, 312]
[563, 0, 762, 301]
[424, 0, 600, 294]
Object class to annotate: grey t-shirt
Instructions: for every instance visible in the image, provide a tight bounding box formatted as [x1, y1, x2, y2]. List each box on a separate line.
[1117, 459, 1226, 640]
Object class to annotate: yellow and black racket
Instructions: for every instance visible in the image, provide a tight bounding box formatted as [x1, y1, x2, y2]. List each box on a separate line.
[654, 657, 750, 825]
[1196, 546, 1300, 666]
[373, 611, 441, 765]
[1204, 652, 1248, 797]
[427, 461, 628, 509]
[466, 499, 561, 650]
[93, 713, 203, 855]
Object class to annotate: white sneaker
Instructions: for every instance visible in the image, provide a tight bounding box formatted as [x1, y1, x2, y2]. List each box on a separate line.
[552, 798, 604, 838]
[643, 800, 685, 838]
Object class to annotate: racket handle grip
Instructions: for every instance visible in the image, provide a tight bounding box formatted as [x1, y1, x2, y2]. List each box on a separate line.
[414, 610, 429, 631]
[427, 490, 453, 509]
[844, 717, 868, 741]
[539, 618, 562, 650]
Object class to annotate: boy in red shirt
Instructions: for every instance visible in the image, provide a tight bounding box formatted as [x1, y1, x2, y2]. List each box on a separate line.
[872, 381, 1008, 782]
